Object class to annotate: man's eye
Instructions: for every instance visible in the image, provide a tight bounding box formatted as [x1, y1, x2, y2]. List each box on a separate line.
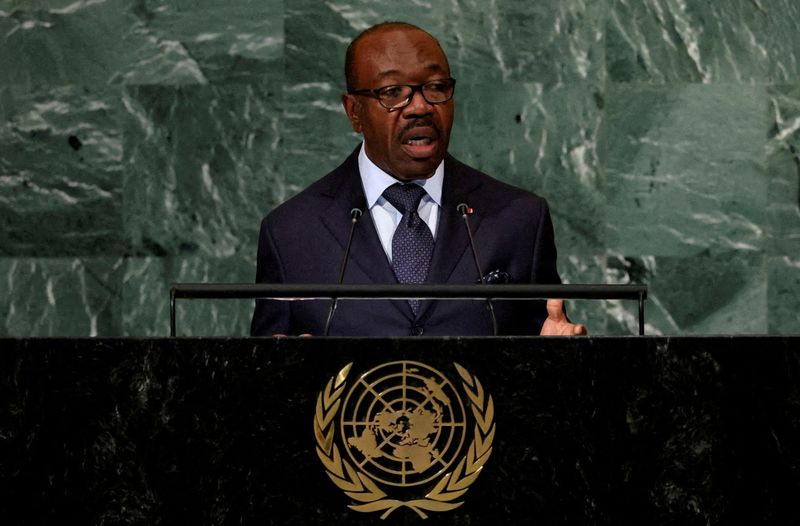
[426, 82, 446, 92]
[380, 87, 403, 98]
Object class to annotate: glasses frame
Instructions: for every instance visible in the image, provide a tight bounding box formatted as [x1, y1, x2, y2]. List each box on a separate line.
[347, 78, 457, 111]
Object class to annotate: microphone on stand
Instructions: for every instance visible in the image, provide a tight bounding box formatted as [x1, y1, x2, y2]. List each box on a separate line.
[457, 203, 498, 336]
[324, 207, 362, 336]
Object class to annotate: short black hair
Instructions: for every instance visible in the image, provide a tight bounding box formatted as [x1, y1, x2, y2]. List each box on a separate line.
[344, 22, 445, 91]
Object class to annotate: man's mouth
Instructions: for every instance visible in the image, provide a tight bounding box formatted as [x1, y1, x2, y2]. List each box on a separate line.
[400, 126, 439, 157]
[405, 136, 433, 146]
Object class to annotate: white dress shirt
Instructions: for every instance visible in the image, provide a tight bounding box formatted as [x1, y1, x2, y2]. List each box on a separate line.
[358, 143, 443, 262]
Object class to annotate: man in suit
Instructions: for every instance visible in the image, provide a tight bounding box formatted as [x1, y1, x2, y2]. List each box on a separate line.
[251, 22, 586, 337]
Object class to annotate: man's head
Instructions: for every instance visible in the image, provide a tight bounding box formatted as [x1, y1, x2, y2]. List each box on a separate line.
[342, 22, 454, 181]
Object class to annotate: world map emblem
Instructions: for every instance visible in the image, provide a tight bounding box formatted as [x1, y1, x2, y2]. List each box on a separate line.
[314, 361, 495, 519]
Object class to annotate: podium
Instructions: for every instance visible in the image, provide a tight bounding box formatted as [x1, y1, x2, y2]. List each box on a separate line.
[3, 336, 799, 524]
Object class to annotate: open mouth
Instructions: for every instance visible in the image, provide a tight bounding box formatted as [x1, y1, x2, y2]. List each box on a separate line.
[405, 136, 433, 146]
[400, 127, 438, 157]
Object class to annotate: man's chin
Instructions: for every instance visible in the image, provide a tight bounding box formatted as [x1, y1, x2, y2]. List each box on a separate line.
[392, 163, 438, 181]
[393, 157, 443, 180]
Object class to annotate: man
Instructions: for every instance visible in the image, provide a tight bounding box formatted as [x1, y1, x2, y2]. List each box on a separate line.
[251, 22, 585, 337]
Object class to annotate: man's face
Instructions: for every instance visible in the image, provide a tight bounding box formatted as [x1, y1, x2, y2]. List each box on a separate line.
[342, 28, 454, 181]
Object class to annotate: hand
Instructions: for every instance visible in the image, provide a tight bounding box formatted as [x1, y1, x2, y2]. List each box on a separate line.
[539, 299, 587, 336]
[272, 333, 313, 337]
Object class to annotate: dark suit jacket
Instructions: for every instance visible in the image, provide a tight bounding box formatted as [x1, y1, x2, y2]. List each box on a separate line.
[250, 148, 561, 336]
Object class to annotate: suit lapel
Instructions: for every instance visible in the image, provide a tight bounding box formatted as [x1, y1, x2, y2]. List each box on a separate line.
[417, 156, 484, 319]
[426, 156, 484, 285]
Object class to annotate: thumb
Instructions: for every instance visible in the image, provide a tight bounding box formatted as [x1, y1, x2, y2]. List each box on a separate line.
[546, 298, 567, 321]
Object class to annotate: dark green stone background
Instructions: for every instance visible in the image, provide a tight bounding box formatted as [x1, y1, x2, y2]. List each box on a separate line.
[1, 0, 798, 336]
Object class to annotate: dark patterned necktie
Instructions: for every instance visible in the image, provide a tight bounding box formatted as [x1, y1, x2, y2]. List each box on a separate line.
[382, 183, 435, 315]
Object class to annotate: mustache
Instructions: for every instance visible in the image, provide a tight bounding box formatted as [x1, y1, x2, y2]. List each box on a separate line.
[398, 119, 439, 140]
[402, 119, 436, 132]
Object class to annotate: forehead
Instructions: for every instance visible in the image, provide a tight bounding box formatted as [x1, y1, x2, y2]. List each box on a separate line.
[352, 28, 450, 84]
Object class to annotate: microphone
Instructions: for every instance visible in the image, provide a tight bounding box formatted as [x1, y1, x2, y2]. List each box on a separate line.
[324, 207, 362, 336]
[457, 203, 498, 336]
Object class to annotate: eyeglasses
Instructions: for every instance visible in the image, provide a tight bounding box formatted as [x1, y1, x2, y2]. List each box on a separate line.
[348, 78, 456, 111]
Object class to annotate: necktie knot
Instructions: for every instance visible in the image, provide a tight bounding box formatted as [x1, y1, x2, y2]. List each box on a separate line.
[382, 183, 427, 216]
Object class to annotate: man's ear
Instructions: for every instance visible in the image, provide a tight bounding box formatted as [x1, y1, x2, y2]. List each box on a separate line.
[342, 93, 363, 134]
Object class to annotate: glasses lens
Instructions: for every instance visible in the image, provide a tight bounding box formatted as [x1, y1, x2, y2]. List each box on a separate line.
[422, 79, 454, 103]
[378, 85, 413, 109]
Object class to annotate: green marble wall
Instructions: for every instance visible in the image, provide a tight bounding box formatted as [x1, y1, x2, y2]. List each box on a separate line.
[1, 0, 798, 336]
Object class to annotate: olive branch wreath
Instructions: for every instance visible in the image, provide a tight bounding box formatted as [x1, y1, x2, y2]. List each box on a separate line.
[313, 362, 495, 520]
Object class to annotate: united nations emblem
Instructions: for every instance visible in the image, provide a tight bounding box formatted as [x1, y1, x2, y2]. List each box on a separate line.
[313, 361, 495, 519]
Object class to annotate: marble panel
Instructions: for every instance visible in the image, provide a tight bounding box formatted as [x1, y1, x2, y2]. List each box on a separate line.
[4, 0, 799, 337]
[0, 257, 123, 336]
[607, 0, 800, 83]
[452, 81, 605, 256]
[122, 0, 283, 85]
[0, 0, 142, 88]
[768, 256, 800, 335]
[767, 84, 800, 257]
[605, 253, 767, 335]
[0, 0, 283, 88]
[602, 83, 767, 257]
[0, 85, 124, 256]
[122, 256, 254, 336]
[766, 85, 800, 334]
[439, 0, 607, 86]
[284, 0, 375, 86]
[280, 83, 360, 198]
[604, 255, 661, 335]
[121, 83, 281, 258]
[285, 0, 606, 86]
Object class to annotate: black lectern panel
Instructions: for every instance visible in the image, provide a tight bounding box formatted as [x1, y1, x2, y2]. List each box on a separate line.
[2, 337, 799, 525]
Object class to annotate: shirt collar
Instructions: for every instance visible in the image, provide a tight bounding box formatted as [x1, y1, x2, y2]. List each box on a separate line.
[358, 142, 444, 209]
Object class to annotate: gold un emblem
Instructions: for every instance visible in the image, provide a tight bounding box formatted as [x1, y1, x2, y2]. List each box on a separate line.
[314, 360, 495, 519]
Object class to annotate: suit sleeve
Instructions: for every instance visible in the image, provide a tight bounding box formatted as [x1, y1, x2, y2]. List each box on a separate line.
[250, 216, 291, 336]
[531, 199, 561, 285]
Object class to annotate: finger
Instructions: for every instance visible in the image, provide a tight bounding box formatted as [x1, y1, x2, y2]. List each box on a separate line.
[272, 333, 287, 338]
[546, 298, 566, 321]
[299, 333, 313, 338]
[572, 324, 587, 336]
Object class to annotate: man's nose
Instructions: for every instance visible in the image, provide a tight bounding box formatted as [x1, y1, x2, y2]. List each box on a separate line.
[403, 88, 433, 116]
